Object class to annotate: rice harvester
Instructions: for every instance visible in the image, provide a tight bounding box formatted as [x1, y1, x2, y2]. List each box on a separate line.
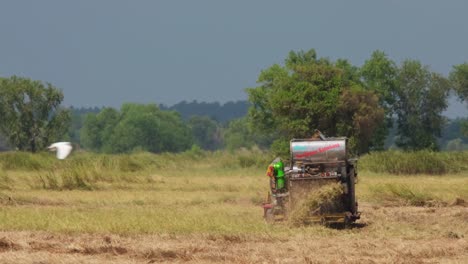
[263, 130, 360, 225]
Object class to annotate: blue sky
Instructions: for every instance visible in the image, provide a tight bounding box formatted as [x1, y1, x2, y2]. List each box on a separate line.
[0, 0, 467, 117]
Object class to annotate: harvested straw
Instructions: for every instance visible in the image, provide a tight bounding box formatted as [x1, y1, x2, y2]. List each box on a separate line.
[288, 182, 344, 227]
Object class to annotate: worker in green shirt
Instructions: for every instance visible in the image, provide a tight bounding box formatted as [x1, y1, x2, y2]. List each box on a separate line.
[274, 159, 285, 190]
[266, 158, 285, 192]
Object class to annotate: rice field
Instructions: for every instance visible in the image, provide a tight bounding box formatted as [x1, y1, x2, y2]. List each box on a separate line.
[0, 150, 467, 263]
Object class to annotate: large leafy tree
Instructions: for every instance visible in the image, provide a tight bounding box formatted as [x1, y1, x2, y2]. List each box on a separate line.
[360, 50, 398, 150]
[80, 108, 119, 151]
[247, 49, 384, 155]
[80, 103, 193, 153]
[0, 76, 70, 152]
[449, 63, 468, 137]
[450, 62, 468, 102]
[393, 60, 450, 150]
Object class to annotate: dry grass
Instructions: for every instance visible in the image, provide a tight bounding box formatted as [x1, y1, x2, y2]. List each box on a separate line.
[0, 150, 467, 263]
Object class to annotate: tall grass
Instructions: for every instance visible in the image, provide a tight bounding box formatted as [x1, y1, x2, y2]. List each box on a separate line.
[0, 149, 273, 190]
[359, 150, 468, 175]
[0, 152, 55, 170]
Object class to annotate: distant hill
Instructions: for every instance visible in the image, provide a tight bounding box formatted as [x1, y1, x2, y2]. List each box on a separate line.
[160, 100, 249, 123]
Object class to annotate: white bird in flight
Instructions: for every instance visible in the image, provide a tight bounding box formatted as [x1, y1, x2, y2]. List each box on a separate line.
[48, 142, 73, 160]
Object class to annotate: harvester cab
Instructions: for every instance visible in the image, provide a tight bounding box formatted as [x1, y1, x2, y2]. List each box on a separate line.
[263, 130, 360, 225]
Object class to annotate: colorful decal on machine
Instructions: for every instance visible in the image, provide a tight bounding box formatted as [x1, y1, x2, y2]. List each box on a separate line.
[294, 143, 341, 158]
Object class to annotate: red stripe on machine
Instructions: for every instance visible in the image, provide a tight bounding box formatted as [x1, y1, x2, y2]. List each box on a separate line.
[295, 143, 341, 158]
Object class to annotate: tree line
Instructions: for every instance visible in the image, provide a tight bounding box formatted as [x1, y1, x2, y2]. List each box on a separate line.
[246, 49, 468, 155]
[0, 49, 467, 154]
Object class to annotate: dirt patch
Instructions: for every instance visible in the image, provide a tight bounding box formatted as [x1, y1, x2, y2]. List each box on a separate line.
[450, 197, 467, 207]
[0, 237, 22, 251]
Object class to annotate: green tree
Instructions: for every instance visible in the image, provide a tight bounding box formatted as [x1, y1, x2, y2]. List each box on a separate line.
[449, 63, 468, 137]
[188, 116, 221, 150]
[361, 50, 398, 150]
[393, 60, 450, 150]
[247, 49, 385, 155]
[450, 62, 468, 101]
[337, 87, 384, 154]
[80, 108, 119, 151]
[223, 117, 275, 151]
[0, 76, 70, 152]
[224, 118, 252, 150]
[80, 104, 192, 153]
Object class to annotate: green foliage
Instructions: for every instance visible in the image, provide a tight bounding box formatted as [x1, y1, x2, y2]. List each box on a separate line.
[439, 118, 468, 148]
[450, 62, 468, 101]
[247, 49, 385, 154]
[393, 60, 450, 150]
[160, 100, 249, 123]
[80, 107, 119, 151]
[269, 138, 290, 160]
[185, 144, 205, 159]
[361, 50, 398, 110]
[188, 116, 221, 150]
[337, 86, 385, 154]
[0, 76, 71, 152]
[223, 117, 273, 151]
[360, 150, 468, 175]
[67, 107, 101, 144]
[80, 103, 193, 153]
[361, 51, 398, 150]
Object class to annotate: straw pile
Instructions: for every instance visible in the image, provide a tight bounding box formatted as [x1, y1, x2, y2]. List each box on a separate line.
[288, 182, 344, 227]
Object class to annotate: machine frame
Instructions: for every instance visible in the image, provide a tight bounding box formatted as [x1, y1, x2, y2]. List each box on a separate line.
[263, 135, 360, 225]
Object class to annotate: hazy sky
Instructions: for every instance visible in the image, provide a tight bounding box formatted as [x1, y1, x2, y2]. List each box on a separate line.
[0, 1, 467, 116]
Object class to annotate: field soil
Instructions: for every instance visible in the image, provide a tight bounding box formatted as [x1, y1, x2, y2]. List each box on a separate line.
[1, 203, 467, 264]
